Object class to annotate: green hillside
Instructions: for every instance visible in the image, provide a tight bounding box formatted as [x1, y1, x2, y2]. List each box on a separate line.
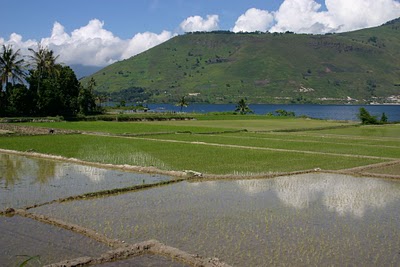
[84, 18, 400, 104]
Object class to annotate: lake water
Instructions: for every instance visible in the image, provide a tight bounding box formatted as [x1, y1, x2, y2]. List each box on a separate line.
[145, 104, 400, 122]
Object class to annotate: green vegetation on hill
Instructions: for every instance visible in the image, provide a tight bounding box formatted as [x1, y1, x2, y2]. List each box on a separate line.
[83, 18, 400, 104]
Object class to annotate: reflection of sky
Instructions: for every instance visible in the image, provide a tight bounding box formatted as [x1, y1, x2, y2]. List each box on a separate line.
[55, 164, 107, 182]
[236, 173, 400, 217]
[0, 153, 171, 209]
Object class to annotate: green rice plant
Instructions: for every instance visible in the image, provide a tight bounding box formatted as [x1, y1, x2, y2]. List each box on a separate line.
[19, 121, 232, 134]
[0, 134, 384, 174]
[147, 132, 400, 159]
[240, 131, 400, 147]
[1, 119, 397, 175]
[19, 116, 355, 133]
[16, 255, 40, 267]
[306, 124, 400, 138]
[149, 118, 353, 132]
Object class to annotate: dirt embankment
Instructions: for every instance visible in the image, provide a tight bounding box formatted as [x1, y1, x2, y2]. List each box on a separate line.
[45, 240, 231, 267]
[7, 209, 231, 267]
[0, 123, 78, 135]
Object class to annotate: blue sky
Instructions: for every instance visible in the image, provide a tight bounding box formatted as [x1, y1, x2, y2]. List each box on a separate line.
[1, 0, 399, 66]
[2, 0, 300, 39]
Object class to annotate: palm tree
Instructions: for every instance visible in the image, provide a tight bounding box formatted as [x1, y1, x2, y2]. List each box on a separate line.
[0, 44, 26, 91]
[28, 43, 60, 79]
[235, 98, 253, 115]
[28, 44, 60, 103]
[176, 95, 188, 112]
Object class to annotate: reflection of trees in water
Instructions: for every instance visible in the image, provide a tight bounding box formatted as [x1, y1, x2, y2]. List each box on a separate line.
[0, 153, 57, 187]
[236, 173, 400, 217]
[0, 154, 23, 188]
[35, 160, 56, 184]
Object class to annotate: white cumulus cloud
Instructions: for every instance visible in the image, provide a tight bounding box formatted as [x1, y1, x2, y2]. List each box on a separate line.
[324, 0, 400, 32]
[122, 31, 173, 60]
[232, 0, 400, 34]
[1, 19, 174, 67]
[180, 15, 219, 32]
[270, 0, 400, 33]
[232, 8, 275, 33]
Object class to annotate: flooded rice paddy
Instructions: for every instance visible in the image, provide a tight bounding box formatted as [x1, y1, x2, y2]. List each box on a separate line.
[0, 215, 109, 266]
[2, 153, 400, 266]
[33, 173, 400, 266]
[0, 153, 172, 210]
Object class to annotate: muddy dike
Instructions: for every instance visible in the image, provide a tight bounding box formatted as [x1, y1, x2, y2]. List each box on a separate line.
[22, 179, 186, 212]
[5, 209, 230, 266]
[45, 240, 231, 267]
[331, 160, 400, 180]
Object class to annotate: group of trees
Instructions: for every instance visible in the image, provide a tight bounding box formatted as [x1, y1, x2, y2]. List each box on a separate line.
[0, 44, 98, 117]
[358, 107, 388, 124]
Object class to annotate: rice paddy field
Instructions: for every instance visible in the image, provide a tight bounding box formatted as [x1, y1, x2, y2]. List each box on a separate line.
[1, 116, 399, 266]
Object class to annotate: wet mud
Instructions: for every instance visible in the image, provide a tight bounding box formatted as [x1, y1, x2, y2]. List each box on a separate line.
[45, 240, 230, 267]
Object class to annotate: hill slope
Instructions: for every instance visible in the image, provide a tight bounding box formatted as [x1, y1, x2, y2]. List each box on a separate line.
[84, 18, 400, 104]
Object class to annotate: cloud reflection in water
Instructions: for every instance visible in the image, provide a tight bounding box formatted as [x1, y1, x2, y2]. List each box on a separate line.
[236, 173, 400, 217]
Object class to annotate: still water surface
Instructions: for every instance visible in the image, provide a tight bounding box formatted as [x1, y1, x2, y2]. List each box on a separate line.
[146, 104, 400, 122]
[0, 215, 108, 265]
[32, 173, 400, 266]
[0, 153, 172, 210]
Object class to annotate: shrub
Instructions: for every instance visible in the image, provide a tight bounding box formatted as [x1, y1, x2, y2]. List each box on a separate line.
[380, 112, 388, 123]
[358, 107, 378, 124]
[275, 109, 296, 117]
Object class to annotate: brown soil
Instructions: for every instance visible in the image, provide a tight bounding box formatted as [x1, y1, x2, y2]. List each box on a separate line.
[45, 239, 231, 267]
[333, 160, 400, 179]
[0, 123, 78, 135]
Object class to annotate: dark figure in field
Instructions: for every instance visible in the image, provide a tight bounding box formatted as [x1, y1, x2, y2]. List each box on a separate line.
[49, 129, 54, 134]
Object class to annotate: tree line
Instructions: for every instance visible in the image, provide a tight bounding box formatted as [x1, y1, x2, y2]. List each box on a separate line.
[0, 44, 98, 117]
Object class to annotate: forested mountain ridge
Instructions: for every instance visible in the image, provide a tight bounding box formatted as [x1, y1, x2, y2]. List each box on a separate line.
[84, 18, 400, 104]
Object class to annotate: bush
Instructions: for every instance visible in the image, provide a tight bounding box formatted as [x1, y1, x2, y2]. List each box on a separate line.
[275, 109, 296, 117]
[358, 107, 378, 124]
[380, 112, 388, 123]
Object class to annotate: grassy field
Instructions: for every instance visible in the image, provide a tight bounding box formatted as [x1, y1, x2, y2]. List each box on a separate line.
[1, 117, 399, 176]
[20, 120, 230, 134]
[21, 116, 355, 133]
[0, 116, 400, 175]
